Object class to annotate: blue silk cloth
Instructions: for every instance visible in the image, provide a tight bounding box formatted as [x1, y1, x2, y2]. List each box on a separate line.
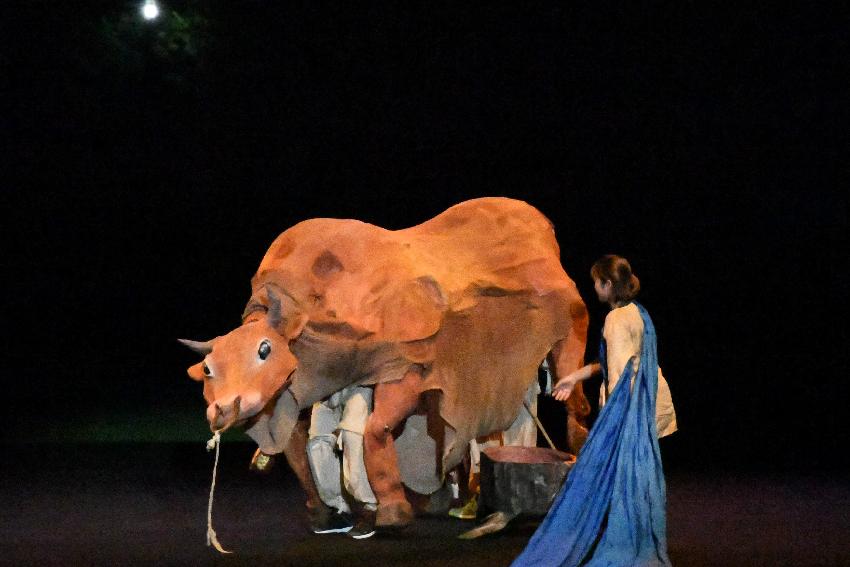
[511, 302, 670, 567]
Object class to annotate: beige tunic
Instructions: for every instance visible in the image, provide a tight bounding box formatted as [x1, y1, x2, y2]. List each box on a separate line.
[601, 303, 677, 438]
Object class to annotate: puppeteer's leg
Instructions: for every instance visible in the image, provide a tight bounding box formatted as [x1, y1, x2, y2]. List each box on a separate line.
[364, 368, 422, 528]
[339, 387, 378, 539]
[337, 387, 378, 538]
[501, 379, 541, 447]
[307, 401, 351, 514]
[339, 388, 378, 512]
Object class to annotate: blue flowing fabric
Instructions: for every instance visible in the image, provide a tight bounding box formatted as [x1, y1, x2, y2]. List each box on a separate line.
[511, 302, 670, 567]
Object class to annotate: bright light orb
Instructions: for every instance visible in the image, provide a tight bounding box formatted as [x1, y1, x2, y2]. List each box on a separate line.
[141, 0, 160, 20]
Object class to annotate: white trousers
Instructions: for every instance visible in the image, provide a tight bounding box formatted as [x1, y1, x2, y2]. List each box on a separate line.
[307, 386, 377, 513]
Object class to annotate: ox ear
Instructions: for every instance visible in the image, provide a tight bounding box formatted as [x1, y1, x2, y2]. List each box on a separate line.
[282, 312, 309, 340]
[187, 361, 206, 382]
[264, 288, 307, 339]
[266, 288, 283, 329]
[178, 338, 213, 356]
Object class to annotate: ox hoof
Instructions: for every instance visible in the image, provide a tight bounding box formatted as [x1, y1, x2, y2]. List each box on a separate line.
[376, 500, 414, 528]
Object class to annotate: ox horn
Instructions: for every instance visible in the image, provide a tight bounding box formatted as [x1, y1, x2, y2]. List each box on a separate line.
[178, 338, 213, 356]
[266, 288, 283, 329]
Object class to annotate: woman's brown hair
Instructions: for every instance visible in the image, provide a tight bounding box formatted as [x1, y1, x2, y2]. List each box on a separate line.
[590, 255, 641, 303]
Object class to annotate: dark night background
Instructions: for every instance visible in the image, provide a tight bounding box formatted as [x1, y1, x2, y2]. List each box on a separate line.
[2, 0, 847, 478]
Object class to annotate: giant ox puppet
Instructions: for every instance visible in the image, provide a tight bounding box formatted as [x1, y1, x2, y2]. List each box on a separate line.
[180, 197, 589, 528]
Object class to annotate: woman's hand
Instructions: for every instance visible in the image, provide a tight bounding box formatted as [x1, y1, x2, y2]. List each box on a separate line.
[549, 363, 599, 402]
[551, 372, 580, 402]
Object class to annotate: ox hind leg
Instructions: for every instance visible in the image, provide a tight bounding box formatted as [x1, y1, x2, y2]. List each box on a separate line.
[549, 340, 590, 455]
[364, 367, 423, 528]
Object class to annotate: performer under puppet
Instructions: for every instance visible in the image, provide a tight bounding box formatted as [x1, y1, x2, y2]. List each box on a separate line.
[513, 255, 677, 567]
[179, 197, 590, 532]
[306, 385, 378, 539]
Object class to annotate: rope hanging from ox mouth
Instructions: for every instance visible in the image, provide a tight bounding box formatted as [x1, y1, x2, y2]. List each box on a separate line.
[206, 429, 232, 554]
[205, 399, 240, 555]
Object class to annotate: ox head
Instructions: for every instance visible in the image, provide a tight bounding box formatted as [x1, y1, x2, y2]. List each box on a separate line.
[179, 290, 307, 434]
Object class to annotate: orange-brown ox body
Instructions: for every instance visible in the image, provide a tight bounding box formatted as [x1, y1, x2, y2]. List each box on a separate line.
[181, 197, 589, 528]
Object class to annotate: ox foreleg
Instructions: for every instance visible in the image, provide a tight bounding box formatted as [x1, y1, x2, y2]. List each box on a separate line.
[549, 339, 591, 453]
[550, 296, 591, 454]
[282, 409, 333, 527]
[364, 368, 423, 528]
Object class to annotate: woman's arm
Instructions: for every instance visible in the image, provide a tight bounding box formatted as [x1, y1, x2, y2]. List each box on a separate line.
[551, 362, 601, 401]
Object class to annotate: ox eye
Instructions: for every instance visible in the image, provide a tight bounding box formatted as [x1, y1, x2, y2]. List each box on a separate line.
[202, 363, 212, 377]
[258, 340, 271, 360]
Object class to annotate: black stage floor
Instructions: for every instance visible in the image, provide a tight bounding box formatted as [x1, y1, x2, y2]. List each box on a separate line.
[2, 444, 848, 567]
